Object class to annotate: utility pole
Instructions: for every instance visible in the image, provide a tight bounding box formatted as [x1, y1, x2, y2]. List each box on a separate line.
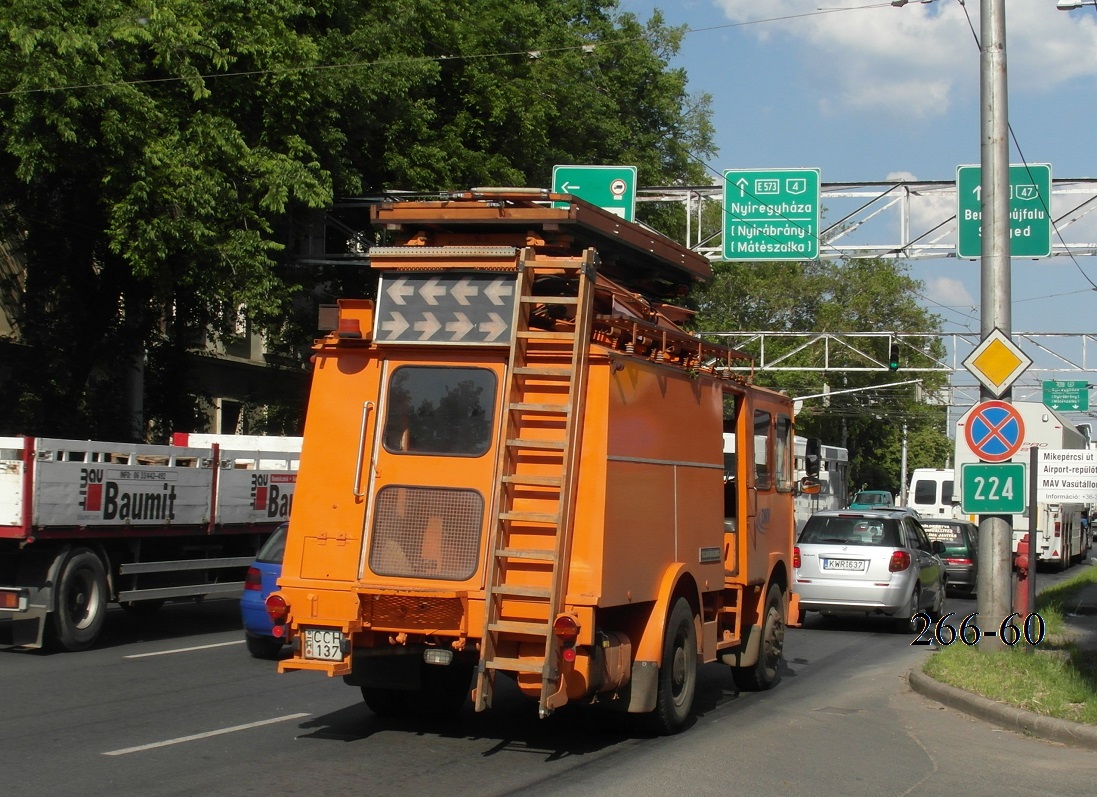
[900, 422, 908, 505]
[976, 0, 1013, 650]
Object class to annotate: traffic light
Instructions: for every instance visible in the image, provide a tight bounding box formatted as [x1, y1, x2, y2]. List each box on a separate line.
[888, 343, 900, 371]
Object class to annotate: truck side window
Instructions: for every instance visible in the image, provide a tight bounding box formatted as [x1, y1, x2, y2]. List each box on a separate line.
[775, 415, 793, 492]
[382, 366, 496, 456]
[753, 410, 772, 490]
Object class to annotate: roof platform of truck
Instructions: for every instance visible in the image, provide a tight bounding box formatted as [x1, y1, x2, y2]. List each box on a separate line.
[368, 188, 713, 301]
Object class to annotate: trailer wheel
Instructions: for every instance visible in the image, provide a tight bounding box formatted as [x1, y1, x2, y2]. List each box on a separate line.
[51, 548, 108, 652]
[732, 583, 785, 691]
[647, 597, 697, 735]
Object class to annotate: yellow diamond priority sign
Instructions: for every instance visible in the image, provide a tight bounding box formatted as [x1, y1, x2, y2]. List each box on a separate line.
[962, 328, 1031, 397]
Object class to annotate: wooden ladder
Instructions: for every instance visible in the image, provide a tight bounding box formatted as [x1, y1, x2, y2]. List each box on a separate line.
[473, 247, 597, 718]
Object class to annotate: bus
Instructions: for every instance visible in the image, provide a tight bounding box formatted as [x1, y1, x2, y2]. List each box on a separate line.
[724, 434, 848, 535]
[794, 437, 849, 534]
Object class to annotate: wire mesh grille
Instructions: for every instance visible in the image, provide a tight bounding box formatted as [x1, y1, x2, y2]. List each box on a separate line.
[369, 486, 483, 580]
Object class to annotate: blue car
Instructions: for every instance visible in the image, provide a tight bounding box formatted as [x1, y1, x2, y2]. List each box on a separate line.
[241, 522, 288, 659]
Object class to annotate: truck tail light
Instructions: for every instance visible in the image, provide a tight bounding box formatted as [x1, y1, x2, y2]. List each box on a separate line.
[1054, 520, 1061, 538]
[889, 551, 911, 572]
[0, 589, 24, 610]
[244, 567, 262, 591]
[553, 615, 580, 644]
[265, 593, 289, 623]
[793, 546, 801, 568]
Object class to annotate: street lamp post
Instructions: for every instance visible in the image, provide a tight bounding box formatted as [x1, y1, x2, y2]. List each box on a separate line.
[1058, 1, 1097, 10]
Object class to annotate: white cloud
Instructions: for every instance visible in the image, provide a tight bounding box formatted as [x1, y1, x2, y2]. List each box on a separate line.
[924, 275, 974, 308]
[709, 1, 1097, 118]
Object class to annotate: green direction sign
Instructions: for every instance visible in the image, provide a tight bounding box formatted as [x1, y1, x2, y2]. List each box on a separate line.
[961, 462, 1026, 515]
[552, 165, 637, 221]
[956, 164, 1052, 259]
[722, 169, 820, 261]
[1043, 379, 1090, 412]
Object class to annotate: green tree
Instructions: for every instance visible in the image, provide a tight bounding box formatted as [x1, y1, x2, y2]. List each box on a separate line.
[691, 256, 951, 494]
[0, 1, 713, 439]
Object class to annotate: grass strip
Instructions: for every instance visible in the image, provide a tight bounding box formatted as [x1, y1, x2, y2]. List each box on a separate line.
[921, 561, 1097, 726]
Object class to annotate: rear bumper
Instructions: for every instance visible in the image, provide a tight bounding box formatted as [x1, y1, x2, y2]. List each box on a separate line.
[795, 575, 911, 615]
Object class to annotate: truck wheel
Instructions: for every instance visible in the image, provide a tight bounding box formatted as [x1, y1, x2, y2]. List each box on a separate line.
[361, 687, 409, 717]
[647, 597, 697, 735]
[732, 583, 785, 691]
[51, 548, 108, 652]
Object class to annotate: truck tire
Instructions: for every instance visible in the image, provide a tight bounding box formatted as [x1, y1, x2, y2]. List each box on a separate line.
[50, 548, 108, 652]
[361, 687, 409, 717]
[732, 583, 785, 691]
[407, 662, 473, 717]
[646, 597, 697, 735]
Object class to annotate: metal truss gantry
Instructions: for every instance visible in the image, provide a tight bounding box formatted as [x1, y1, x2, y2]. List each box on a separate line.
[638, 178, 1097, 262]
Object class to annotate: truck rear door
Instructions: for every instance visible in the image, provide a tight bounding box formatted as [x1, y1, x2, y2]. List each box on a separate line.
[360, 356, 505, 587]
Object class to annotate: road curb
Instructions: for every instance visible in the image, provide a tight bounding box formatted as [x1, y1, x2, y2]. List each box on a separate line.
[908, 669, 1097, 751]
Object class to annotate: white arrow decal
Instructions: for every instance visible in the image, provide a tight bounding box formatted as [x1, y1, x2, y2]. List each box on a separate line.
[561, 181, 580, 192]
[484, 278, 514, 305]
[380, 312, 409, 338]
[445, 312, 474, 340]
[420, 277, 447, 306]
[386, 277, 414, 305]
[479, 313, 508, 342]
[736, 177, 748, 197]
[451, 278, 478, 305]
[414, 312, 441, 340]
[972, 185, 981, 201]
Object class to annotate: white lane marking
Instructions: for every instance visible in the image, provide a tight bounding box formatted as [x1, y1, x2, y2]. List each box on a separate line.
[124, 640, 245, 659]
[103, 713, 310, 756]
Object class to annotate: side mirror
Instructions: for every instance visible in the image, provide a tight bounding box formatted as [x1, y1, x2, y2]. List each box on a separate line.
[799, 477, 822, 495]
[932, 540, 946, 555]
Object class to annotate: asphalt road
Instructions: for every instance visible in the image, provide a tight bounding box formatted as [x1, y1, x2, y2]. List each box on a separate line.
[4, 579, 1097, 797]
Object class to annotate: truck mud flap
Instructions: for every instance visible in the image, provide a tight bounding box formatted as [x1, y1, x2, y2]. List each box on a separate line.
[624, 660, 658, 713]
[3, 606, 47, 649]
[719, 621, 760, 668]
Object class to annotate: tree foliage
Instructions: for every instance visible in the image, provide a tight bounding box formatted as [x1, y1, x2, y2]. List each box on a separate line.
[691, 256, 952, 495]
[0, 0, 713, 439]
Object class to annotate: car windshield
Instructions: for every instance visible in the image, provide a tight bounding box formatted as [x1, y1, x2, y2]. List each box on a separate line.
[256, 524, 288, 564]
[799, 516, 900, 547]
[852, 492, 888, 505]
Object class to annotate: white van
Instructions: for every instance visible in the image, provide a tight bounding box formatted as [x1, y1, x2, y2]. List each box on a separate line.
[907, 468, 958, 518]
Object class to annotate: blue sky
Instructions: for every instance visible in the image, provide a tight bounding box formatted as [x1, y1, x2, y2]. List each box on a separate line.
[617, 1, 1097, 368]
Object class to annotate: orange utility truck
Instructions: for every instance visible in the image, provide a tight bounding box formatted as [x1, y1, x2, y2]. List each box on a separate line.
[269, 188, 799, 734]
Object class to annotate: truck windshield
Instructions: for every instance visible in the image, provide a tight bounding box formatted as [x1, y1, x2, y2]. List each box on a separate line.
[382, 366, 496, 456]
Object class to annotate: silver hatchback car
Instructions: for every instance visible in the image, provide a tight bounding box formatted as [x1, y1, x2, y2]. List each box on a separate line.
[794, 509, 947, 632]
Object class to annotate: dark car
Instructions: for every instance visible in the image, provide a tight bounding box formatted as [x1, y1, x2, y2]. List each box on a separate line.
[241, 522, 288, 659]
[920, 518, 979, 597]
[848, 490, 895, 510]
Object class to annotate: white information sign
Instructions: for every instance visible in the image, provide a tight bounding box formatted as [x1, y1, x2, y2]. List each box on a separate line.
[1036, 448, 1097, 503]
